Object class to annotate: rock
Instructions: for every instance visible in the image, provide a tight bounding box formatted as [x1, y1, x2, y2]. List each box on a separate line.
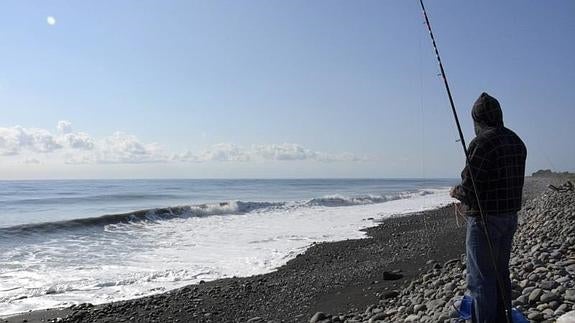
[524, 286, 536, 295]
[413, 304, 427, 313]
[548, 301, 560, 310]
[565, 289, 575, 302]
[529, 288, 544, 303]
[533, 266, 548, 274]
[384, 308, 397, 316]
[247, 317, 264, 322]
[542, 308, 555, 317]
[372, 307, 383, 314]
[536, 303, 549, 311]
[443, 282, 456, 292]
[540, 292, 559, 303]
[444, 258, 459, 267]
[528, 311, 544, 321]
[557, 311, 575, 323]
[426, 299, 445, 311]
[368, 312, 386, 323]
[382, 271, 403, 281]
[540, 280, 559, 290]
[404, 314, 420, 322]
[381, 291, 399, 299]
[515, 295, 528, 305]
[310, 312, 328, 323]
[557, 304, 570, 313]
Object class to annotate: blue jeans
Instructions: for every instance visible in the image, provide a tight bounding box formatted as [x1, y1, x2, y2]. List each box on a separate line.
[466, 213, 517, 323]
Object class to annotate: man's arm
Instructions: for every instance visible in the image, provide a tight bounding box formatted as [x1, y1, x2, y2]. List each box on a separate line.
[450, 140, 491, 209]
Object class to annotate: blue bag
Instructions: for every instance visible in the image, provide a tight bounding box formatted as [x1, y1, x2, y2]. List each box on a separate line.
[456, 294, 473, 321]
[456, 295, 529, 323]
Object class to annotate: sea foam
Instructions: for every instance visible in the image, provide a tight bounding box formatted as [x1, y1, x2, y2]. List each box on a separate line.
[0, 188, 454, 317]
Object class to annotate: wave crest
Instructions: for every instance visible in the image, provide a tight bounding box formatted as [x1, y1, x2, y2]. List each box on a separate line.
[0, 190, 439, 237]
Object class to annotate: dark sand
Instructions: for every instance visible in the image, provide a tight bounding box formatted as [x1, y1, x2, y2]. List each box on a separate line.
[2, 177, 555, 323]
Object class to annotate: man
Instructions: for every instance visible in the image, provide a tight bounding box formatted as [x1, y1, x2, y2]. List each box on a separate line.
[450, 92, 527, 323]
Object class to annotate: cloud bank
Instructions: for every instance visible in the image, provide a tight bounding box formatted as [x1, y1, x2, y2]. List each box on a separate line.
[173, 143, 363, 163]
[0, 121, 364, 165]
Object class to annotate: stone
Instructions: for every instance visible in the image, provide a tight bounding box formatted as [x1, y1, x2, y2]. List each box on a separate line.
[444, 282, 456, 292]
[309, 312, 328, 323]
[523, 262, 534, 272]
[426, 299, 445, 311]
[384, 309, 397, 316]
[540, 292, 559, 303]
[548, 301, 560, 310]
[515, 295, 528, 305]
[557, 311, 575, 323]
[404, 314, 420, 322]
[564, 289, 575, 302]
[542, 308, 555, 317]
[524, 286, 536, 295]
[540, 280, 559, 290]
[382, 271, 403, 281]
[381, 291, 399, 299]
[528, 311, 544, 321]
[536, 303, 549, 311]
[557, 304, 570, 313]
[529, 288, 544, 303]
[534, 266, 548, 274]
[519, 279, 531, 288]
[368, 312, 386, 323]
[413, 304, 427, 313]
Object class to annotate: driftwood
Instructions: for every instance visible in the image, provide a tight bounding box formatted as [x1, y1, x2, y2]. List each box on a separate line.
[548, 181, 574, 192]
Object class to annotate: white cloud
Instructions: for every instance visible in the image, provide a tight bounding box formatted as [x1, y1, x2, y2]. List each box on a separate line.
[1, 122, 365, 165]
[60, 133, 95, 150]
[0, 126, 62, 155]
[174, 143, 364, 163]
[179, 143, 251, 162]
[23, 158, 41, 164]
[94, 132, 166, 164]
[252, 143, 316, 161]
[57, 120, 73, 134]
[0, 122, 166, 164]
[64, 132, 167, 164]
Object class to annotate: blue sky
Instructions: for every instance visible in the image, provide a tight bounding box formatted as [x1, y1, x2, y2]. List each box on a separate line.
[0, 0, 573, 179]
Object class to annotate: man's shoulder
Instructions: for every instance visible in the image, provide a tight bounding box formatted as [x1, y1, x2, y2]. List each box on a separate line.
[469, 129, 497, 147]
[474, 127, 523, 141]
[500, 127, 526, 147]
[470, 127, 525, 151]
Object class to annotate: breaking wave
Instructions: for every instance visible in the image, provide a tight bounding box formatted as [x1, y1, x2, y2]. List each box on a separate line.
[0, 190, 436, 237]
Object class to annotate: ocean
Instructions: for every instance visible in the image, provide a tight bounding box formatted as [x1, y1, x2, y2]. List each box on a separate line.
[0, 178, 456, 316]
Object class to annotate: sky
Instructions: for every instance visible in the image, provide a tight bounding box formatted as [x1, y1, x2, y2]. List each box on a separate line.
[0, 0, 573, 179]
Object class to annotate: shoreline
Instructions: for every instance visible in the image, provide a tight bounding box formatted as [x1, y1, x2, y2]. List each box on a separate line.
[1, 177, 560, 323]
[3, 205, 466, 323]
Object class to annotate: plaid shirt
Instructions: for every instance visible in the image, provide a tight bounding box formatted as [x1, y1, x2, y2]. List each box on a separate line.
[453, 126, 527, 215]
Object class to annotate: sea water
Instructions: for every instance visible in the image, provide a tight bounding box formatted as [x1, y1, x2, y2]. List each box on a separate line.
[0, 179, 456, 316]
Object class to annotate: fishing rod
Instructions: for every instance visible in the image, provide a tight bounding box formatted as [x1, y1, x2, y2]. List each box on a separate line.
[417, 1, 513, 322]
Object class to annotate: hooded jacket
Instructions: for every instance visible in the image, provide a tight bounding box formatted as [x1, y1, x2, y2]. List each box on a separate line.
[453, 93, 527, 215]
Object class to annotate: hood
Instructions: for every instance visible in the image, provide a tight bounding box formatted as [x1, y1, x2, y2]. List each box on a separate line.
[472, 92, 504, 131]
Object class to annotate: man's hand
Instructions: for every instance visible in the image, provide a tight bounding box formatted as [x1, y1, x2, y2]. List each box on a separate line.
[450, 185, 464, 201]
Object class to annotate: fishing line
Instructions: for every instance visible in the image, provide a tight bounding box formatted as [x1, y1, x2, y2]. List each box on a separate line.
[417, 1, 513, 322]
[417, 24, 432, 259]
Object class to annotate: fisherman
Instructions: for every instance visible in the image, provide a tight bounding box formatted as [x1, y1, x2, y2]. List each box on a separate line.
[450, 92, 527, 323]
